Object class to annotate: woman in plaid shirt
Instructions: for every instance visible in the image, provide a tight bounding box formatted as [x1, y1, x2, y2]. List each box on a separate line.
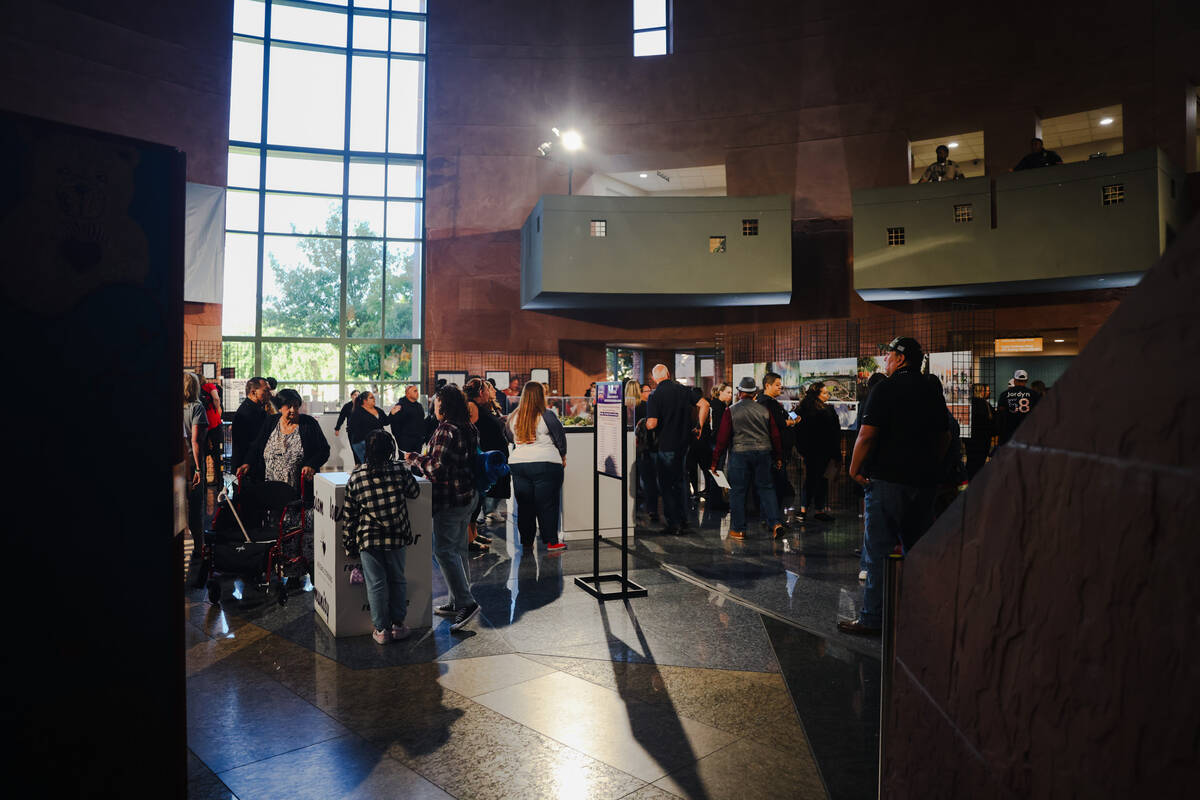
[402, 385, 481, 632]
[343, 430, 421, 645]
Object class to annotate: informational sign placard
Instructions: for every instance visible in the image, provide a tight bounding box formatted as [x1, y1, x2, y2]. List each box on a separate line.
[594, 381, 624, 478]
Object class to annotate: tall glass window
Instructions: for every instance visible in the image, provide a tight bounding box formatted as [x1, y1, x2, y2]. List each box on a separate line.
[224, 0, 426, 403]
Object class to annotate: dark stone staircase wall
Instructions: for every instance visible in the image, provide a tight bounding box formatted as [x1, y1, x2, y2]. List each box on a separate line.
[883, 216, 1200, 798]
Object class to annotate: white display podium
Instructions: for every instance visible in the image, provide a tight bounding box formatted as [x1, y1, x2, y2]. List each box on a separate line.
[312, 472, 433, 637]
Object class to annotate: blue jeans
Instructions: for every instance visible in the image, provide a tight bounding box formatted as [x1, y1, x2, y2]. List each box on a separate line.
[858, 479, 935, 627]
[652, 449, 688, 527]
[351, 440, 366, 465]
[727, 450, 781, 530]
[433, 492, 477, 609]
[510, 461, 563, 545]
[359, 547, 407, 632]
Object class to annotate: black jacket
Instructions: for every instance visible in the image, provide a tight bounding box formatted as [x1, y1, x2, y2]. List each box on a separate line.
[334, 401, 354, 432]
[231, 399, 268, 470]
[757, 394, 794, 454]
[243, 413, 330, 481]
[347, 406, 389, 445]
[797, 399, 841, 462]
[390, 398, 427, 452]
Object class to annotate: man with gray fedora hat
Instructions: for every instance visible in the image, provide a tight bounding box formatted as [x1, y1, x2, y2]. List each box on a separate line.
[711, 376, 786, 540]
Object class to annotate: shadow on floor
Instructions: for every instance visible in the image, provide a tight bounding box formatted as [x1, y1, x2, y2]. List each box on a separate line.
[600, 600, 711, 800]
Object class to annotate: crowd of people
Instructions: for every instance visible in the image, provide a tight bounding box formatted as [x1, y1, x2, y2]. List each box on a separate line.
[186, 353, 1046, 644]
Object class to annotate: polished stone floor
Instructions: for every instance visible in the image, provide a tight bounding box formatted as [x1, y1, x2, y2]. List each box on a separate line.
[185, 498, 878, 800]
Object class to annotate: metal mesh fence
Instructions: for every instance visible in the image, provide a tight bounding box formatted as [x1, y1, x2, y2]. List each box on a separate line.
[715, 306, 994, 510]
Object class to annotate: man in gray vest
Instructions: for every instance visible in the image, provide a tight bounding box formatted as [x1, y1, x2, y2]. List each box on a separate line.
[711, 376, 786, 540]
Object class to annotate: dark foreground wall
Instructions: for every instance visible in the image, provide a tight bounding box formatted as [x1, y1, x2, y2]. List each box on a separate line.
[883, 217, 1200, 796]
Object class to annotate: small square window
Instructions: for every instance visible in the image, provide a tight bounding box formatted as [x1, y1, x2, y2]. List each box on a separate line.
[742, 218, 759, 236]
[1102, 184, 1125, 205]
[709, 236, 726, 254]
[886, 227, 905, 246]
[954, 204, 973, 223]
[590, 219, 607, 237]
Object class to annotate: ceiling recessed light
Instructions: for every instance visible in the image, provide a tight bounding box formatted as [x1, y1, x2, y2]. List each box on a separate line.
[639, 173, 648, 178]
[1099, 117, 1114, 126]
[947, 142, 959, 148]
[1054, 338, 1065, 343]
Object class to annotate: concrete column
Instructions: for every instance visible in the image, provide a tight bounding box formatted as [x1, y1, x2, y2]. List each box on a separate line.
[1124, 81, 1196, 170]
[982, 109, 1040, 175]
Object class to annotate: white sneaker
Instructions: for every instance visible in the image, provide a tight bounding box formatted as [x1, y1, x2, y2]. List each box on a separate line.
[391, 624, 411, 641]
[858, 570, 867, 582]
[372, 629, 389, 645]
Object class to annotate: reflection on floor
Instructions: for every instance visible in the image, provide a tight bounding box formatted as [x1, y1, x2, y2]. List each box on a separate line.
[186, 501, 878, 799]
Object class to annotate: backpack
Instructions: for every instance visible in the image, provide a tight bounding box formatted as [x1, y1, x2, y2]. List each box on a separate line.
[474, 448, 510, 494]
[201, 382, 222, 430]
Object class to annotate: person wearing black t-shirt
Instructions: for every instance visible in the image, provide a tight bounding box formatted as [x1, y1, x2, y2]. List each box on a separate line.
[839, 337, 950, 636]
[231, 377, 270, 472]
[333, 390, 359, 438]
[634, 383, 660, 522]
[996, 369, 1039, 446]
[757, 371, 796, 516]
[1012, 137, 1063, 171]
[389, 384, 427, 453]
[965, 383, 994, 479]
[645, 364, 695, 534]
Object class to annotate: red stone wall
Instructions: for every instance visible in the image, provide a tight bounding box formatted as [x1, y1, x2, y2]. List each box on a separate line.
[883, 216, 1200, 797]
[425, 0, 1199, 363]
[1, 0, 233, 368]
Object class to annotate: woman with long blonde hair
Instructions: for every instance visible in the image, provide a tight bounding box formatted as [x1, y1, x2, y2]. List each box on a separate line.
[507, 381, 568, 551]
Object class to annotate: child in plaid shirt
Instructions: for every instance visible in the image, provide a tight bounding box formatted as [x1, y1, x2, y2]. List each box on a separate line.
[344, 430, 421, 644]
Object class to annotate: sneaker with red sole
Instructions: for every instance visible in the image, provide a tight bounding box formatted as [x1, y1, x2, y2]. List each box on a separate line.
[728, 530, 745, 540]
[546, 542, 567, 553]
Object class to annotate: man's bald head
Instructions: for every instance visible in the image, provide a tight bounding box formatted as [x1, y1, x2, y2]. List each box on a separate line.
[651, 364, 670, 382]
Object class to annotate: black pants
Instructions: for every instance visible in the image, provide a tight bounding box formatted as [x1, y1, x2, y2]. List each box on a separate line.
[803, 455, 830, 510]
[205, 425, 224, 486]
[510, 461, 563, 545]
[965, 441, 989, 480]
[773, 464, 796, 510]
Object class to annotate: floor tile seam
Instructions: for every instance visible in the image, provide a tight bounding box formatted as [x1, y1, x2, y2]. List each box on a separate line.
[516, 650, 785, 679]
[210, 731, 351, 778]
[472, 667, 740, 753]
[659, 562, 881, 661]
[646, 735, 746, 794]
[756, 613, 834, 800]
[448, 661, 565, 699]
[510, 642, 780, 676]
[436, 685, 652, 792]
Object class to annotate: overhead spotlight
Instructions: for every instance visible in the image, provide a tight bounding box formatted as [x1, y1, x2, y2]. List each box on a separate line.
[536, 141, 552, 158]
[639, 172, 648, 178]
[947, 142, 959, 148]
[1053, 338, 1065, 343]
[561, 129, 583, 151]
[1099, 117, 1114, 126]
[551, 127, 561, 136]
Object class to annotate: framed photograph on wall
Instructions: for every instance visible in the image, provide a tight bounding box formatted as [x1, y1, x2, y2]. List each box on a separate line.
[435, 371, 467, 388]
[530, 368, 550, 387]
[485, 370, 510, 390]
[200, 362, 217, 380]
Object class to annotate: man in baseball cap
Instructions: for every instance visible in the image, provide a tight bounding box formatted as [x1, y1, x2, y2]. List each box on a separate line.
[840, 335, 950, 635]
[711, 376, 786, 540]
[996, 369, 1037, 445]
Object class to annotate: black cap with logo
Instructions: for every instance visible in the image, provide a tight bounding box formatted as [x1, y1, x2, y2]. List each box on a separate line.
[886, 336, 924, 365]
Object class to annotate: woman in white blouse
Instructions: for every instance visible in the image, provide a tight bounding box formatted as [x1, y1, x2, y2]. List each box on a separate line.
[507, 381, 568, 552]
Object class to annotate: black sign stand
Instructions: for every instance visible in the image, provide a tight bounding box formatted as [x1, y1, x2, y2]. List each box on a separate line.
[574, 397, 647, 601]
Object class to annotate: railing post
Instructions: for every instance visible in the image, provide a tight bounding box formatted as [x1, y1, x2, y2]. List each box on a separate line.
[878, 552, 903, 799]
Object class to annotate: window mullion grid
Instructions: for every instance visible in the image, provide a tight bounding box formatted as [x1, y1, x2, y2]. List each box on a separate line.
[381, 9, 393, 365]
[253, 1, 274, 378]
[340, 9, 353, 400]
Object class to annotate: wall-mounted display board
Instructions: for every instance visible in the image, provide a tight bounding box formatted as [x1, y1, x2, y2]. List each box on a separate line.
[485, 370, 510, 389]
[435, 371, 466, 388]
